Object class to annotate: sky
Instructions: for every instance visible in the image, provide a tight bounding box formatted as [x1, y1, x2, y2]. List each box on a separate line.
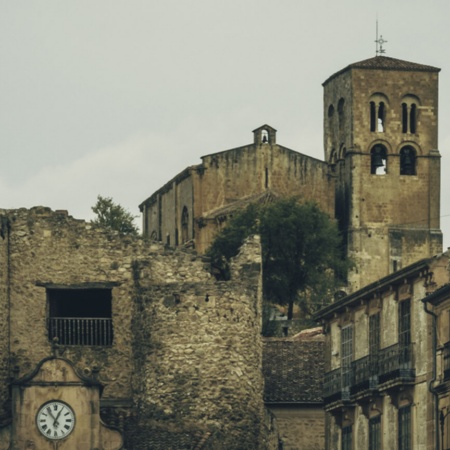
[1, 0, 450, 249]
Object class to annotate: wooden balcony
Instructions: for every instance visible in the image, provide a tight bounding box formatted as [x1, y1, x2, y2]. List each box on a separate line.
[48, 317, 113, 346]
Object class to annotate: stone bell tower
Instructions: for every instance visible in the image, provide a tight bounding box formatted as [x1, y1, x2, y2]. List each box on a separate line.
[323, 56, 443, 292]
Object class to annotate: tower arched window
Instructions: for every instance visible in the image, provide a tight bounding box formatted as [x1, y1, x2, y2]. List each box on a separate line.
[371, 145, 387, 175]
[401, 95, 420, 134]
[181, 206, 189, 243]
[399, 146, 416, 176]
[369, 94, 388, 133]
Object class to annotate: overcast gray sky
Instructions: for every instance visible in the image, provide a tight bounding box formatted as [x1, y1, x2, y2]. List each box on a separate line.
[1, 0, 449, 249]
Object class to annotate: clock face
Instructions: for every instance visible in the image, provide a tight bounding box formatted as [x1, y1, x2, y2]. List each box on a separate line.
[36, 400, 76, 440]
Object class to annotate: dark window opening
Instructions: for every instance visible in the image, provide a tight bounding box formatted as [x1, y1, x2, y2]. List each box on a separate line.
[342, 425, 352, 450]
[48, 288, 113, 346]
[369, 313, 380, 383]
[398, 406, 411, 450]
[181, 207, 189, 243]
[328, 104, 335, 118]
[369, 416, 381, 450]
[338, 98, 345, 130]
[402, 101, 418, 134]
[371, 145, 387, 175]
[341, 325, 353, 393]
[410, 104, 417, 133]
[399, 299, 411, 365]
[402, 103, 408, 133]
[370, 102, 376, 132]
[400, 147, 416, 176]
[265, 167, 269, 189]
[377, 102, 385, 132]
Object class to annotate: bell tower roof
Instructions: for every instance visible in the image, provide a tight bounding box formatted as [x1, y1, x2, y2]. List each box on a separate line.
[323, 56, 440, 86]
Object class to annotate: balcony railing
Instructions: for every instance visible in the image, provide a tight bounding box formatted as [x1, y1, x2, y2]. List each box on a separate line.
[324, 343, 415, 406]
[351, 355, 378, 395]
[48, 317, 113, 346]
[324, 367, 351, 403]
[443, 341, 450, 381]
[378, 343, 414, 384]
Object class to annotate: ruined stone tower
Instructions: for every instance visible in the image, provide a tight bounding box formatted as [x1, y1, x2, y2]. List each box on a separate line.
[323, 56, 443, 292]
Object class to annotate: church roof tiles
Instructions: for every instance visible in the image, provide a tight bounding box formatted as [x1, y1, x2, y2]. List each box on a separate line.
[323, 55, 440, 85]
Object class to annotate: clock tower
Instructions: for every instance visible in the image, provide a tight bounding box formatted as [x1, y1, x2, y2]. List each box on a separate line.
[323, 56, 442, 291]
[1, 352, 122, 449]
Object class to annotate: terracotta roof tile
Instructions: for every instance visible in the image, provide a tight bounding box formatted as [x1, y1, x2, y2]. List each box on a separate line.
[323, 56, 440, 85]
[263, 334, 324, 404]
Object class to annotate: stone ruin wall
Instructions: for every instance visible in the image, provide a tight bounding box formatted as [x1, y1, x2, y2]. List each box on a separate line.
[0, 207, 271, 448]
[130, 236, 266, 448]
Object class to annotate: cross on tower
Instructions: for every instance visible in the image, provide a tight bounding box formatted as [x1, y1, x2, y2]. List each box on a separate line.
[375, 35, 388, 56]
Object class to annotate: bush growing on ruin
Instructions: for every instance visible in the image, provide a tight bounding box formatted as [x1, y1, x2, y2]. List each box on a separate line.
[91, 195, 139, 235]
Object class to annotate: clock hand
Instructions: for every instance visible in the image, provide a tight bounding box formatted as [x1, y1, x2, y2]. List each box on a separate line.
[54, 407, 63, 427]
[46, 407, 57, 421]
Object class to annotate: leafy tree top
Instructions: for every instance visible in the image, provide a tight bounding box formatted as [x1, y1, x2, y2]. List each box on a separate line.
[207, 198, 351, 319]
[91, 195, 139, 236]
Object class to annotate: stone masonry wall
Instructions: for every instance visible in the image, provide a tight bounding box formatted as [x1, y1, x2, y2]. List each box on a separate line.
[0, 207, 270, 448]
[130, 235, 268, 449]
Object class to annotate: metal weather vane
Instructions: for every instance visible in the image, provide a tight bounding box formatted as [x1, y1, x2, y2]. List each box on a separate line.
[375, 20, 387, 56]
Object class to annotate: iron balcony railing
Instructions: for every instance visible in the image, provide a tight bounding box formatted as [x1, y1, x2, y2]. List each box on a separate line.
[377, 343, 414, 384]
[48, 317, 113, 346]
[323, 367, 351, 403]
[443, 341, 450, 381]
[351, 355, 378, 395]
[324, 343, 415, 405]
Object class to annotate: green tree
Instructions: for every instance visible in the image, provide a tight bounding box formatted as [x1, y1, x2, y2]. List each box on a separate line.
[91, 195, 139, 235]
[207, 198, 350, 322]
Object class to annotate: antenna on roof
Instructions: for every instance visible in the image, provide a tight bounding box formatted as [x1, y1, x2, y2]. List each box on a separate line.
[375, 18, 387, 56]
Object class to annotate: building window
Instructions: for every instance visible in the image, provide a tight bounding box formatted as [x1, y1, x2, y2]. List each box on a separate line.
[401, 96, 419, 134]
[181, 206, 189, 243]
[400, 147, 417, 176]
[341, 325, 353, 394]
[398, 406, 411, 450]
[47, 288, 113, 346]
[338, 98, 345, 131]
[371, 145, 387, 175]
[369, 416, 381, 450]
[399, 299, 411, 365]
[342, 425, 352, 450]
[370, 94, 388, 132]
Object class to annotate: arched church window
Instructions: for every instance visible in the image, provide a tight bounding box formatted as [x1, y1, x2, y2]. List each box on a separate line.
[401, 95, 420, 134]
[370, 102, 376, 132]
[261, 129, 269, 144]
[338, 98, 345, 130]
[328, 104, 334, 118]
[369, 94, 388, 133]
[377, 102, 385, 132]
[371, 145, 387, 175]
[399, 146, 416, 176]
[410, 104, 417, 134]
[181, 206, 189, 243]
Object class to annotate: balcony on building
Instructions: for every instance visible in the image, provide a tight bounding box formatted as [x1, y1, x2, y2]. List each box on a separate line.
[323, 343, 415, 407]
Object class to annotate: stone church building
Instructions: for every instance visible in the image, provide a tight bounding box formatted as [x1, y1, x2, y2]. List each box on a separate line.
[141, 55, 442, 293]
